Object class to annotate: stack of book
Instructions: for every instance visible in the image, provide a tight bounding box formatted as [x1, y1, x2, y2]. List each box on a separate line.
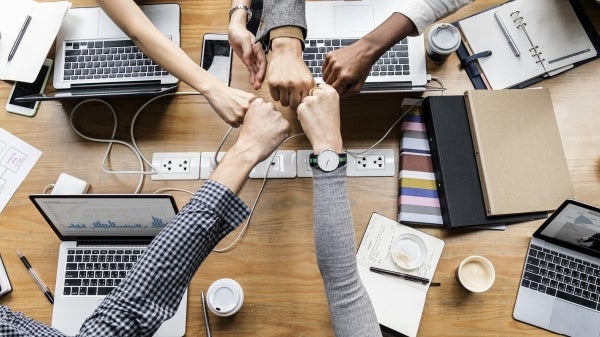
[399, 89, 574, 228]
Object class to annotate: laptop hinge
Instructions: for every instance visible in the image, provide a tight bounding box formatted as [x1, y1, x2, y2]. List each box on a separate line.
[361, 82, 413, 91]
[71, 80, 163, 89]
[78, 239, 152, 246]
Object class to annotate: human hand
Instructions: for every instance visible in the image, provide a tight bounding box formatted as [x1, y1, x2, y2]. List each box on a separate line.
[228, 20, 266, 90]
[204, 84, 256, 128]
[267, 37, 314, 110]
[322, 40, 377, 97]
[296, 84, 343, 153]
[210, 98, 289, 192]
[232, 98, 290, 164]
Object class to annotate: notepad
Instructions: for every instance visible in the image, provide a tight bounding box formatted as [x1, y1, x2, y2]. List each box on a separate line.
[457, 0, 598, 89]
[464, 89, 574, 216]
[357, 213, 444, 337]
[0, 0, 71, 82]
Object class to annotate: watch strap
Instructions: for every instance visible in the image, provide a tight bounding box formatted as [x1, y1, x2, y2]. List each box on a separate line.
[309, 151, 347, 169]
[229, 4, 252, 24]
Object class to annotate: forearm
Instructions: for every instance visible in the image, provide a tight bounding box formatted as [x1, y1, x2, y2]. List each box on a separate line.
[396, 0, 473, 35]
[96, 0, 222, 94]
[79, 180, 249, 336]
[313, 168, 382, 337]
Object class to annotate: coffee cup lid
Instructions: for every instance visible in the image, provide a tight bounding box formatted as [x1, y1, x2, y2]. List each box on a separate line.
[207, 278, 244, 316]
[428, 23, 461, 53]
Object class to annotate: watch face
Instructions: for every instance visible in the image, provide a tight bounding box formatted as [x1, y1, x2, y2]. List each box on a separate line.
[317, 150, 339, 172]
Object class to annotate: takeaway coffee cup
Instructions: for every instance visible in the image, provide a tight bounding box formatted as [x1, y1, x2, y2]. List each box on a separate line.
[456, 256, 495, 293]
[206, 278, 244, 316]
[427, 23, 461, 63]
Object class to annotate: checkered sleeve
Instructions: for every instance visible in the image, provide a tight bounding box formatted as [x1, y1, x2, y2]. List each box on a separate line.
[0, 306, 67, 337]
[75, 179, 249, 337]
[0, 181, 248, 337]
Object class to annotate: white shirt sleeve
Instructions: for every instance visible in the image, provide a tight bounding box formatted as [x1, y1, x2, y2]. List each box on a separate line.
[395, 0, 473, 35]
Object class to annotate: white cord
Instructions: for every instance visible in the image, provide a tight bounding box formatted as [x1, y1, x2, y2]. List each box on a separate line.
[212, 132, 305, 253]
[130, 91, 200, 166]
[346, 98, 422, 157]
[68, 92, 201, 193]
[69, 99, 148, 193]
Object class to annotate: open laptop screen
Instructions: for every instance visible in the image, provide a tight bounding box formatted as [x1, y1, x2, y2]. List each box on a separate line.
[534, 200, 600, 259]
[30, 194, 178, 241]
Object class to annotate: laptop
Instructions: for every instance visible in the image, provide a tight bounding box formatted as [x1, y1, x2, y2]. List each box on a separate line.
[16, 4, 180, 102]
[513, 199, 600, 337]
[29, 194, 187, 337]
[304, 0, 428, 93]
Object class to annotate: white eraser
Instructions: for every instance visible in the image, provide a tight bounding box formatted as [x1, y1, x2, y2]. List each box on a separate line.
[51, 173, 90, 195]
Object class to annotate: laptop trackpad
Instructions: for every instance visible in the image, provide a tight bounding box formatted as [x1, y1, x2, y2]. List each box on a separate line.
[549, 300, 600, 337]
[334, 5, 374, 35]
[98, 10, 127, 36]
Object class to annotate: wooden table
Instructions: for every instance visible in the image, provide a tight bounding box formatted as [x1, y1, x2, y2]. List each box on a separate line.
[0, 0, 598, 336]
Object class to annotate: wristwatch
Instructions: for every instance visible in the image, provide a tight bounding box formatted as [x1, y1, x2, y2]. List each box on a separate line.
[309, 149, 347, 172]
[229, 4, 252, 24]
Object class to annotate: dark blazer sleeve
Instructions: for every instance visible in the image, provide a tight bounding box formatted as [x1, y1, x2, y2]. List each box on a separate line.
[255, 0, 307, 46]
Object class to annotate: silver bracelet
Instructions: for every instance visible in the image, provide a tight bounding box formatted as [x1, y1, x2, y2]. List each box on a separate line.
[229, 4, 252, 24]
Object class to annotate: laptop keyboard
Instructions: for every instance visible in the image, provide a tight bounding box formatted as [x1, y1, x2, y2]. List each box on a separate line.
[63, 248, 146, 296]
[62, 39, 170, 82]
[522, 244, 600, 311]
[303, 38, 410, 78]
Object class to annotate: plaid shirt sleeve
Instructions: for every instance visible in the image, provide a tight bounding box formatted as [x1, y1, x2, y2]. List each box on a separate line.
[0, 180, 250, 337]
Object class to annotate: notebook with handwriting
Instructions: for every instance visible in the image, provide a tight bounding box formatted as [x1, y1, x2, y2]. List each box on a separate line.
[457, 0, 599, 89]
[357, 213, 444, 337]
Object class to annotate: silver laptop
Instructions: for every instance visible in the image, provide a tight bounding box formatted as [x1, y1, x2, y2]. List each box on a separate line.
[513, 199, 600, 337]
[17, 4, 180, 102]
[304, 0, 428, 93]
[29, 194, 187, 337]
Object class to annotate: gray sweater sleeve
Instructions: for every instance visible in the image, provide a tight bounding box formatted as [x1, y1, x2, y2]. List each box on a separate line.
[312, 168, 382, 337]
[255, 0, 307, 45]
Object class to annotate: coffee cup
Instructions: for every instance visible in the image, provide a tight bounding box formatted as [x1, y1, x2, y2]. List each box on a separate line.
[456, 256, 495, 293]
[206, 278, 244, 316]
[426, 23, 461, 63]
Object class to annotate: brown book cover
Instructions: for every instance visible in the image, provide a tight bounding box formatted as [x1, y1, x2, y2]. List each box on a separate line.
[464, 89, 574, 216]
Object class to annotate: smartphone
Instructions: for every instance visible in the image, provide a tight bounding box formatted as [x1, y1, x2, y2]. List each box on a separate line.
[201, 33, 232, 86]
[5, 59, 53, 117]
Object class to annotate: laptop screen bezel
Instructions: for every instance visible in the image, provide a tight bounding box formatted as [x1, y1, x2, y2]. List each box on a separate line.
[533, 199, 600, 259]
[29, 194, 179, 242]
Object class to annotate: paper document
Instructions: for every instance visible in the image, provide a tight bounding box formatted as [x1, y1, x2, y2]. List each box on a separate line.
[357, 213, 444, 337]
[0, 128, 42, 213]
[0, 0, 71, 82]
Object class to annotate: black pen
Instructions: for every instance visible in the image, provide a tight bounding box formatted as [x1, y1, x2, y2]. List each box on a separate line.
[16, 250, 54, 304]
[8, 15, 32, 62]
[369, 266, 430, 285]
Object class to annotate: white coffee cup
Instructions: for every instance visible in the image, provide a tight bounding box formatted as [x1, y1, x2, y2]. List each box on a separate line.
[427, 23, 461, 63]
[206, 278, 244, 316]
[456, 256, 495, 293]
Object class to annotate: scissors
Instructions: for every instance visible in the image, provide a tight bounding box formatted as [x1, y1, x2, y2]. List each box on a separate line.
[201, 291, 213, 337]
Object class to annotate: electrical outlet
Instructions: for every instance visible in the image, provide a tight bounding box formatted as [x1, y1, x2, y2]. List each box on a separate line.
[346, 149, 395, 177]
[200, 152, 226, 179]
[296, 150, 313, 177]
[151, 152, 200, 180]
[249, 150, 296, 178]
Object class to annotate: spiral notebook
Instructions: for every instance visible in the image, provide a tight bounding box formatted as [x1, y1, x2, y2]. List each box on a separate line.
[457, 0, 599, 89]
